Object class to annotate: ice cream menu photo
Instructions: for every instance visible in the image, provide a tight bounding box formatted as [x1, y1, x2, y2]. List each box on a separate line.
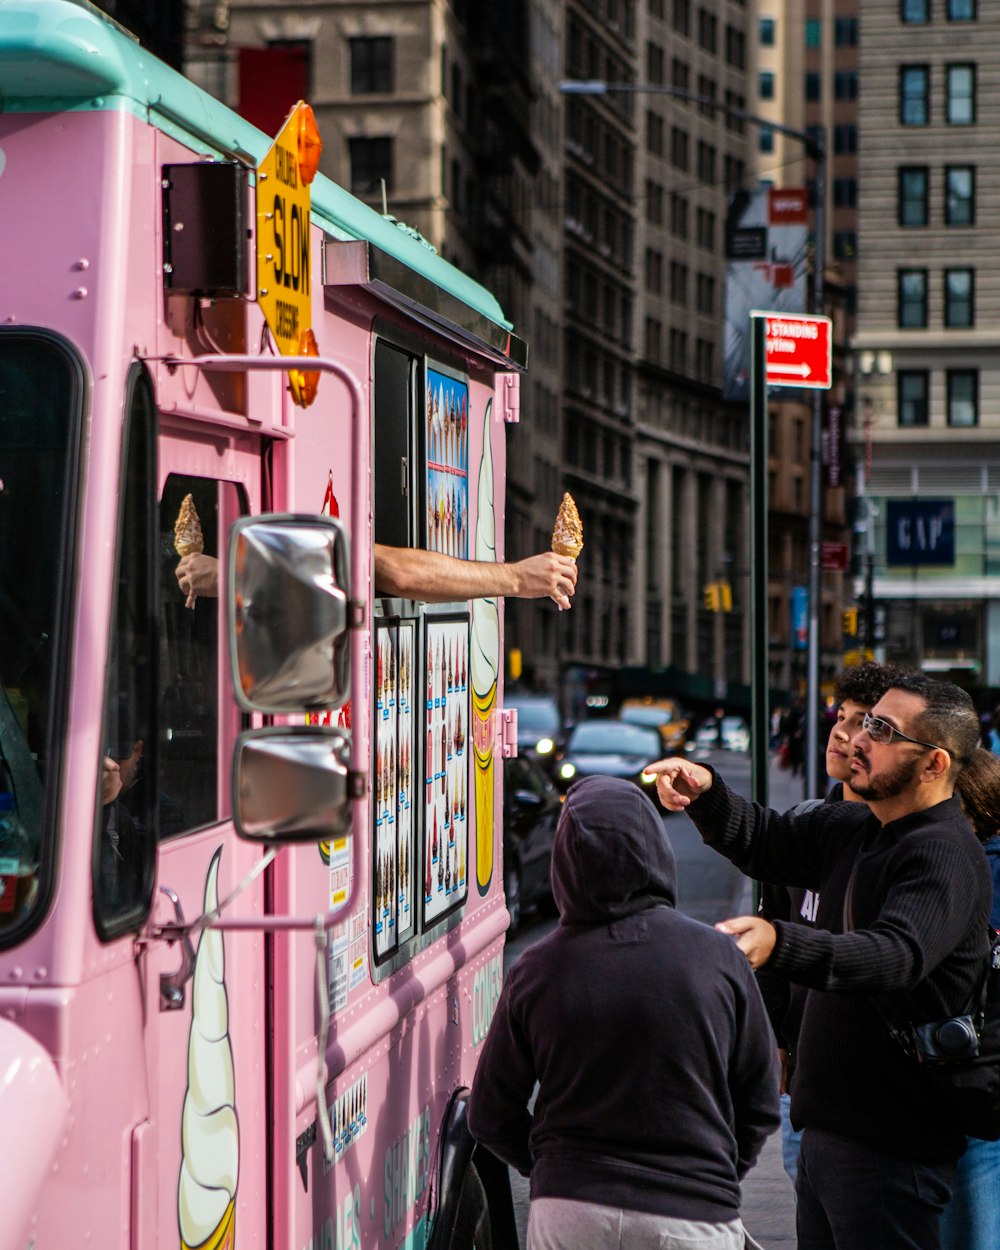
[373, 620, 415, 958]
[425, 366, 468, 559]
[423, 616, 469, 926]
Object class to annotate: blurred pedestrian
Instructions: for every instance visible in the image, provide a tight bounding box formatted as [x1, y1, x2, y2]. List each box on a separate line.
[468, 776, 778, 1250]
[940, 747, 1000, 1250]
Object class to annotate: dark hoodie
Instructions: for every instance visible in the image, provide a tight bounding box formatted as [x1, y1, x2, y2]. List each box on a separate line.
[468, 776, 779, 1223]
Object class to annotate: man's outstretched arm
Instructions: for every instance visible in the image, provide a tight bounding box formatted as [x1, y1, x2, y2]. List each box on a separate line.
[374, 544, 578, 608]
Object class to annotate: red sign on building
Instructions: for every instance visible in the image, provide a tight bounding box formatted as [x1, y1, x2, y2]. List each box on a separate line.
[754, 311, 833, 390]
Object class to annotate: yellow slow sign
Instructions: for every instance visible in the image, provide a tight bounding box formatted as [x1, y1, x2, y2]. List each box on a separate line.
[256, 102, 321, 356]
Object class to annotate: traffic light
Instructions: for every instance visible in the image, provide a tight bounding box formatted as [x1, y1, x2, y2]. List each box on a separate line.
[842, 607, 858, 637]
[703, 583, 720, 611]
[719, 581, 733, 612]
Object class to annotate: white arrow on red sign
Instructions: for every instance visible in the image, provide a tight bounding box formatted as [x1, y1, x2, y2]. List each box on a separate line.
[752, 311, 833, 390]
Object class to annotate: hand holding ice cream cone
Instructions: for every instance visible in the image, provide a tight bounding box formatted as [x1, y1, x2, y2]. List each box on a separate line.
[551, 493, 583, 608]
[174, 494, 205, 608]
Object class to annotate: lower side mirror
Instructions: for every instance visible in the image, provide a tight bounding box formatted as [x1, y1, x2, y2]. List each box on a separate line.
[232, 727, 354, 843]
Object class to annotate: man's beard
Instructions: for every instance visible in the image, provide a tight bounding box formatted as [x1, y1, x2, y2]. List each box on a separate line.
[850, 750, 924, 802]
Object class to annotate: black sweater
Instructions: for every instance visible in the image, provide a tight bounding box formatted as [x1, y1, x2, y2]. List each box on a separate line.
[756, 782, 844, 1068]
[468, 776, 779, 1223]
[691, 776, 991, 1162]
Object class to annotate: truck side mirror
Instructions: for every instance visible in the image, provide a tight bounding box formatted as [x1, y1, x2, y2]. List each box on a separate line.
[227, 514, 350, 713]
[232, 728, 353, 843]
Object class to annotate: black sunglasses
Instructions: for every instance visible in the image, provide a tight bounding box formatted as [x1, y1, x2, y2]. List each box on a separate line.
[862, 713, 949, 756]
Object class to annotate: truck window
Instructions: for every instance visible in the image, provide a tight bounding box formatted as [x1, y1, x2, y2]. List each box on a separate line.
[93, 369, 158, 937]
[158, 475, 246, 837]
[0, 331, 83, 942]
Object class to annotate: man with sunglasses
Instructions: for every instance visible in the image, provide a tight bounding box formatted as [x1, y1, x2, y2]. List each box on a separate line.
[650, 673, 990, 1250]
[757, 661, 907, 1188]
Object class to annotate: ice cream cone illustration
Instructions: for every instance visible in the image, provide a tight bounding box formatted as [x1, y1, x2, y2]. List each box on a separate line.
[470, 400, 499, 895]
[174, 494, 205, 609]
[178, 848, 239, 1250]
[551, 492, 583, 560]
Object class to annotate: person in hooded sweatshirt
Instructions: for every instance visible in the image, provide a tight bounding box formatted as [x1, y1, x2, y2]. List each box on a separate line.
[468, 775, 779, 1250]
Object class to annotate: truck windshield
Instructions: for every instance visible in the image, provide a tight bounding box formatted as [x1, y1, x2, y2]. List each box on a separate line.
[0, 333, 82, 939]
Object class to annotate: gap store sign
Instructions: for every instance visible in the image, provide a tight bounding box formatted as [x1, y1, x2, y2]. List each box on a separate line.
[886, 499, 955, 567]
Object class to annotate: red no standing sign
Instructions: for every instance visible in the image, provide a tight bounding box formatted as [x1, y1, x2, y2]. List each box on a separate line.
[753, 311, 833, 390]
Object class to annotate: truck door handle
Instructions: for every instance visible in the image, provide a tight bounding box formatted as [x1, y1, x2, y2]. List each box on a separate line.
[156, 886, 197, 1012]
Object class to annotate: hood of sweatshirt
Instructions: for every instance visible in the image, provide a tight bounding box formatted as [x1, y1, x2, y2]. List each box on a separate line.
[551, 775, 677, 924]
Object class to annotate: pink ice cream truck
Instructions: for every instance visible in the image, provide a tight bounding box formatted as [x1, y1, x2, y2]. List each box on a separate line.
[0, 3, 525, 1247]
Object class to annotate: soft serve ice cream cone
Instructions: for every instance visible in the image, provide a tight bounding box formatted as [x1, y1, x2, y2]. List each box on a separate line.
[174, 494, 205, 608]
[551, 492, 583, 561]
[177, 850, 239, 1250]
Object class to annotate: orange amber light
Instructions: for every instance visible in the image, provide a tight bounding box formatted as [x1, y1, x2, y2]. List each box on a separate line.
[296, 103, 322, 186]
[288, 328, 320, 408]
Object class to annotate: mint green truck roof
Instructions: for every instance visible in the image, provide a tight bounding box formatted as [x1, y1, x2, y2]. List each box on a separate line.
[0, 0, 512, 331]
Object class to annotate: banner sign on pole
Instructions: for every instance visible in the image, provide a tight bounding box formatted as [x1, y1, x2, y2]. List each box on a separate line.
[752, 311, 833, 390]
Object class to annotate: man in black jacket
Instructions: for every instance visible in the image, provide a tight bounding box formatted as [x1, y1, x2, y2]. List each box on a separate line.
[652, 674, 991, 1250]
[758, 661, 907, 1185]
[468, 775, 778, 1250]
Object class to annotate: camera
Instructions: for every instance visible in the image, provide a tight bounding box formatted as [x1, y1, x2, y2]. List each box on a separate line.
[912, 1014, 980, 1064]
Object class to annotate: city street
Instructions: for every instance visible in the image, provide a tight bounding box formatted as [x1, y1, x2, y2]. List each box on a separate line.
[503, 749, 808, 1248]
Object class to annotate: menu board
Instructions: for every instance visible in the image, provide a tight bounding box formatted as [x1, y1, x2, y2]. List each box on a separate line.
[423, 616, 469, 926]
[425, 367, 468, 559]
[373, 621, 416, 958]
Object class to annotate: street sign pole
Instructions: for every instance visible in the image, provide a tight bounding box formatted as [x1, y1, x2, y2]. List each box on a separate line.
[754, 309, 833, 801]
[750, 316, 769, 812]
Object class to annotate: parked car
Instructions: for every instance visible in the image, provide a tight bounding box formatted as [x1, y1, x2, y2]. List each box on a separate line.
[689, 715, 751, 753]
[556, 719, 664, 804]
[619, 696, 690, 752]
[504, 693, 564, 763]
[502, 753, 562, 935]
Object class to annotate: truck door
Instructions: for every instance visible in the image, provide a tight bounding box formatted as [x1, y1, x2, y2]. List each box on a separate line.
[132, 422, 269, 1250]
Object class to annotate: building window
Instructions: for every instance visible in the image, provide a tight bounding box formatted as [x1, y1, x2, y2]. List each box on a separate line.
[759, 126, 774, 153]
[670, 260, 689, 305]
[804, 71, 821, 101]
[898, 166, 929, 226]
[834, 72, 858, 101]
[349, 136, 393, 196]
[900, 66, 930, 125]
[901, 0, 929, 20]
[671, 126, 689, 170]
[805, 19, 821, 47]
[647, 40, 665, 85]
[646, 179, 664, 224]
[945, 166, 975, 225]
[835, 18, 859, 44]
[947, 370, 978, 426]
[349, 36, 394, 94]
[759, 71, 775, 100]
[833, 124, 858, 154]
[833, 178, 857, 208]
[833, 232, 857, 260]
[948, 0, 976, 19]
[673, 0, 690, 36]
[644, 247, 663, 293]
[946, 64, 976, 125]
[646, 110, 664, 155]
[898, 370, 929, 426]
[672, 57, 690, 90]
[697, 7, 717, 52]
[759, 17, 776, 45]
[898, 269, 928, 328]
[670, 192, 689, 237]
[696, 140, 716, 183]
[944, 268, 974, 327]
